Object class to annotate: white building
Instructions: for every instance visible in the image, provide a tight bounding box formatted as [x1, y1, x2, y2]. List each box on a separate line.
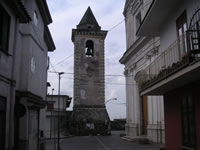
[40, 95, 72, 139]
[119, 0, 164, 143]
[0, 0, 55, 150]
[137, 0, 200, 149]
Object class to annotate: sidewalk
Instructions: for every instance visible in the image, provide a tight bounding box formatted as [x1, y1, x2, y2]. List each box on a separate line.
[121, 135, 165, 150]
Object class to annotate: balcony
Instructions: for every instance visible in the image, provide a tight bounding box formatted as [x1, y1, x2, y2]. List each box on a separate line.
[140, 30, 200, 95]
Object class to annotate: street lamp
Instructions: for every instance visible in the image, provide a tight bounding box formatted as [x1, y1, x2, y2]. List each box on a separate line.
[50, 88, 54, 139]
[105, 98, 117, 104]
[57, 72, 64, 150]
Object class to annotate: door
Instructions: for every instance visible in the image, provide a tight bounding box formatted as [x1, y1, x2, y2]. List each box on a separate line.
[141, 96, 148, 135]
[0, 97, 5, 150]
[176, 11, 188, 57]
[29, 110, 39, 150]
[181, 96, 196, 149]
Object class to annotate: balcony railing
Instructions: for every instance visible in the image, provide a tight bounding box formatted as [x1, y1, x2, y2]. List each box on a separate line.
[140, 30, 200, 91]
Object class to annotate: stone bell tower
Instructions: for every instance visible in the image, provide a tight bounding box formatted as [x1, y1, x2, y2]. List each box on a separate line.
[71, 7, 110, 135]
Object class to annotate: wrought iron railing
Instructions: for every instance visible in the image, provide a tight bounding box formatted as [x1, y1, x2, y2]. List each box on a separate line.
[140, 31, 199, 90]
[147, 33, 188, 76]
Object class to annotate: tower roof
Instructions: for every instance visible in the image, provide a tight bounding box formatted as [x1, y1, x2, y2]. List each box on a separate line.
[77, 7, 101, 31]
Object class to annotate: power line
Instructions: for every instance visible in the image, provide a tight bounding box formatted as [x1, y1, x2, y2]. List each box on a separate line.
[108, 2, 152, 31]
[48, 72, 137, 86]
[48, 72, 129, 86]
[53, 54, 74, 67]
[108, 19, 125, 32]
[108, 1, 152, 32]
[48, 70, 126, 77]
[58, 76, 135, 86]
[48, 71, 73, 75]
[49, 62, 58, 77]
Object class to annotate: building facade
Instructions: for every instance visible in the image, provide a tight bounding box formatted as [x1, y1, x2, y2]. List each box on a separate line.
[40, 95, 72, 139]
[137, 0, 200, 149]
[0, 0, 55, 150]
[70, 7, 110, 135]
[120, 0, 165, 143]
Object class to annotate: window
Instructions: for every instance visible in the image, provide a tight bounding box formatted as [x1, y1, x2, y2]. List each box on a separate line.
[181, 96, 196, 149]
[85, 40, 94, 57]
[0, 97, 6, 149]
[87, 25, 93, 29]
[176, 11, 188, 57]
[0, 5, 10, 52]
[33, 11, 38, 26]
[47, 103, 54, 110]
[136, 12, 142, 31]
[47, 56, 50, 70]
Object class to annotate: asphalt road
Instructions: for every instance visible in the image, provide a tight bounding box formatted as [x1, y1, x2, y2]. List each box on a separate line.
[44, 131, 160, 150]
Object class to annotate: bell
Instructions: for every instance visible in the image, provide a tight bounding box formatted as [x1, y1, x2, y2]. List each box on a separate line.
[85, 48, 93, 56]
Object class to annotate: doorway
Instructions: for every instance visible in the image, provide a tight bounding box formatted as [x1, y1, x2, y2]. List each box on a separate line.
[141, 96, 148, 135]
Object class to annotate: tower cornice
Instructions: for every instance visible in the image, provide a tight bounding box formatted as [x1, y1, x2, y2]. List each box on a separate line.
[71, 29, 107, 42]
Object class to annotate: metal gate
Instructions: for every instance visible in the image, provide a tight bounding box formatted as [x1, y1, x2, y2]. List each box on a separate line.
[188, 8, 200, 57]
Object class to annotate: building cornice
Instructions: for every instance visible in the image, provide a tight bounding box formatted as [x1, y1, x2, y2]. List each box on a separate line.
[36, 0, 52, 25]
[16, 90, 46, 108]
[119, 36, 151, 65]
[44, 26, 56, 52]
[6, 0, 32, 23]
[71, 29, 108, 42]
[123, 0, 143, 17]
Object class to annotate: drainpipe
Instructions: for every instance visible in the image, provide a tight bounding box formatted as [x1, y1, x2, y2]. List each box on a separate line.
[38, 110, 40, 150]
[156, 97, 159, 144]
[9, 17, 20, 150]
[160, 98, 163, 144]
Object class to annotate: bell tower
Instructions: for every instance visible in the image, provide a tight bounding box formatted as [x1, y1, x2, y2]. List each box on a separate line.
[71, 7, 110, 135]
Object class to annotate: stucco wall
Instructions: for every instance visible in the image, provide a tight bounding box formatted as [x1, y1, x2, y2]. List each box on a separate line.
[159, 0, 200, 53]
[122, 0, 165, 143]
[16, 0, 48, 99]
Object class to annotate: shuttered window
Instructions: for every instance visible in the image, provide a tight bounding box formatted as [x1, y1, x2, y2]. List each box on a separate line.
[181, 96, 196, 149]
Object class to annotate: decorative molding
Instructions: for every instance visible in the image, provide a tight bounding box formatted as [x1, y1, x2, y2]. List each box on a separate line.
[0, 74, 16, 86]
[120, 36, 151, 64]
[124, 69, 129, 76]
[124, 0, 143, 17]
[16, 90, 46, 108]
[71, 29, 107, 42]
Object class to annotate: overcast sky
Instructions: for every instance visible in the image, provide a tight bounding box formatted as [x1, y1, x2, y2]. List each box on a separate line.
[47, 0, 126, 120]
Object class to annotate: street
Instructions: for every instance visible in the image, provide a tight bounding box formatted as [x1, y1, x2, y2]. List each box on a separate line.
[43, 131, 160, 150]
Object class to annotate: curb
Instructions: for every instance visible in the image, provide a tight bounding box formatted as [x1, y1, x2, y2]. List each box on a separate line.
[40, 135, 74, 142]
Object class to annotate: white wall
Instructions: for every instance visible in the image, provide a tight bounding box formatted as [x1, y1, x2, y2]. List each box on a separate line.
[160, 0, 200, 53]
[122, 0, 165, 143]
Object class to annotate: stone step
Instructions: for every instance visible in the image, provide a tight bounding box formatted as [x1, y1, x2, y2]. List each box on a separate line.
[121, 135, 149, 144]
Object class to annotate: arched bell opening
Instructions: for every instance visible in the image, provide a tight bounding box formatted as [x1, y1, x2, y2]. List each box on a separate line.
[85, 40, 94, 57]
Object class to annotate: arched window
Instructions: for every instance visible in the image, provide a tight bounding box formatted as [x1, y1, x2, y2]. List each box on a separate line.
[85, 40, 94, 57]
